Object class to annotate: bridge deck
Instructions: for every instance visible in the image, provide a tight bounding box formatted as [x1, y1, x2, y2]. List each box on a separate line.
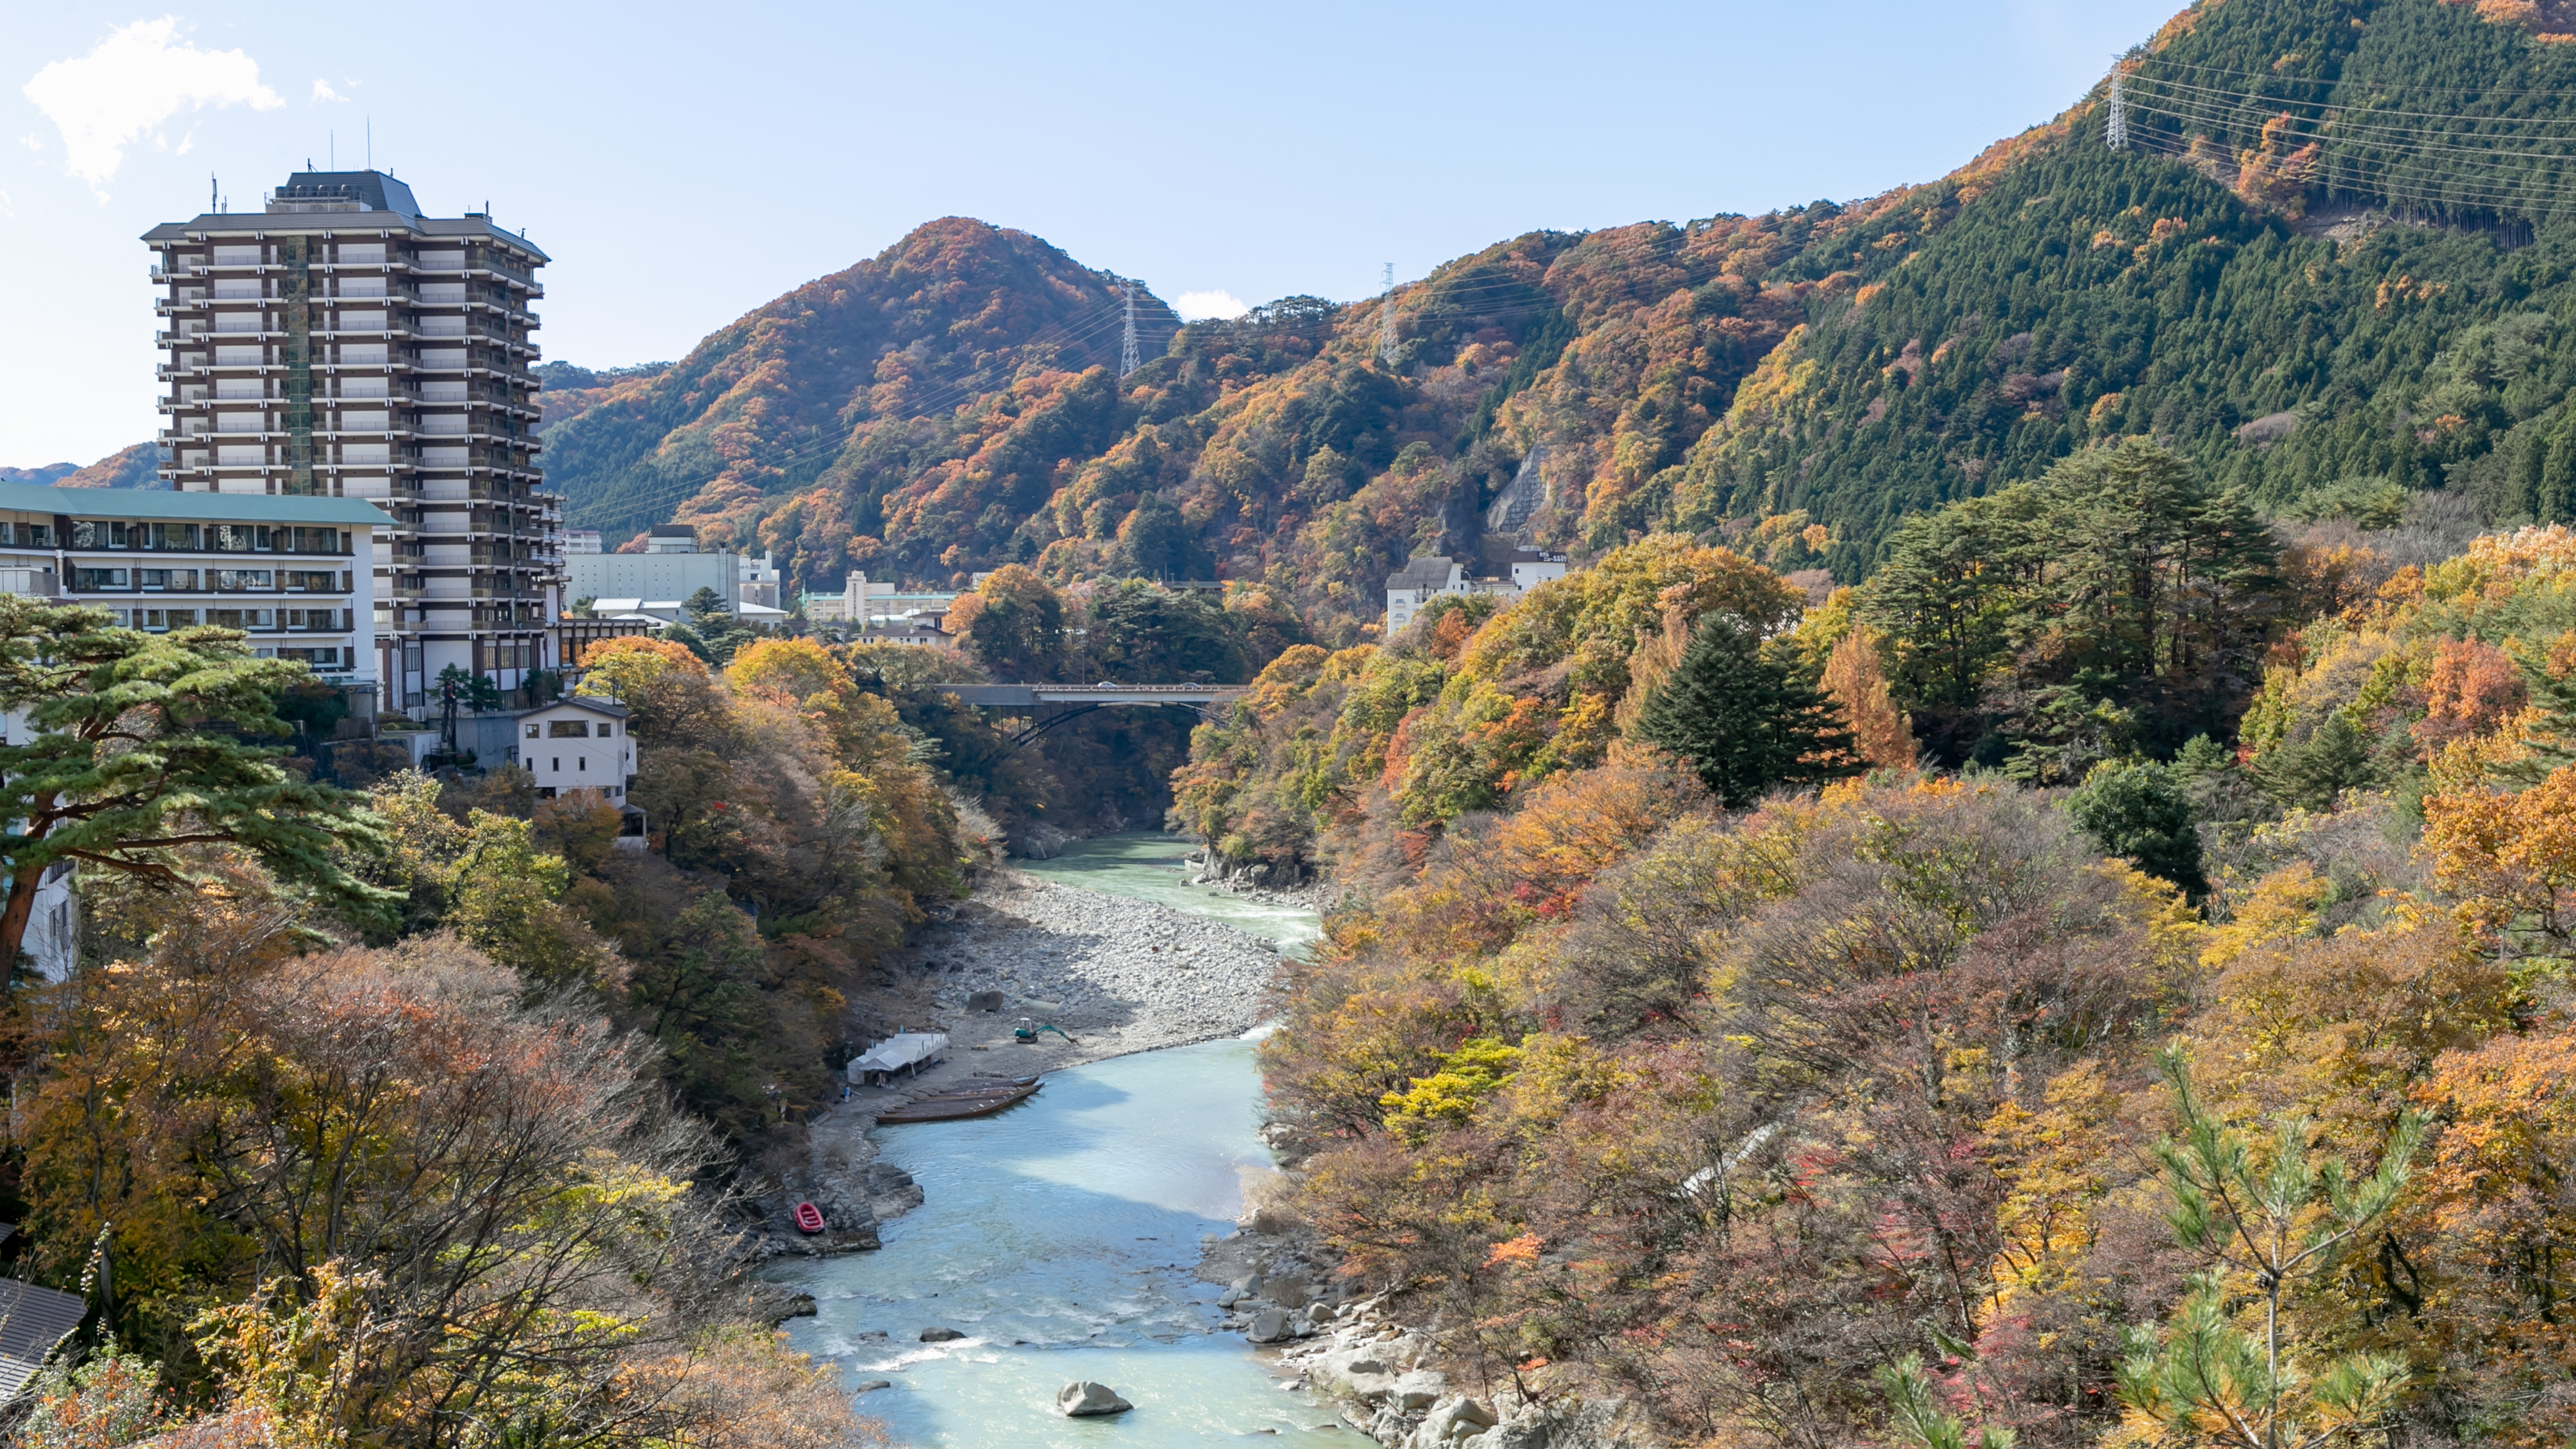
[939, 683, 1243, 707]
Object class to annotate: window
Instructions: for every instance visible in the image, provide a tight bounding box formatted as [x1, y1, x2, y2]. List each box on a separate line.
[147, 523, 199, 551]
[288, 529, 341, 555]
[550, 758, 559, 772]
[547, 720, 588, 738]
[524, 724, 539, 739]
[138, 609, 197, 631]
[599, 723, 617, 737]
[212, 569, 273, 592]
[19, 523, 49, 548]
[206, 609, 273, 630]
[284, 571, 336, 591]
[577, 758, 586, 771]
[73, 568, 129, 591]
[275, 647, 341, 667]
[209, 526, 266, 553]
[72, 522, 131, 549]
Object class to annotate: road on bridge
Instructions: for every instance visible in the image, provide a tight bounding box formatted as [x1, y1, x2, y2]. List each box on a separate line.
[935, 683, 1245, 707]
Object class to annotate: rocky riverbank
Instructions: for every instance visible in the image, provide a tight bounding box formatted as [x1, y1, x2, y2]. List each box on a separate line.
[749, 868, 1282, 1261]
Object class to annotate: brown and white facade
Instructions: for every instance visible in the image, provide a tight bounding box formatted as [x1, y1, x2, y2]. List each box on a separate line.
[142, 169, 562, 717]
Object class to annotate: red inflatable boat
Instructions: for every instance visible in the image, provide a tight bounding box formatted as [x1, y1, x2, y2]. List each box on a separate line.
[793, 1201, 826, 1234]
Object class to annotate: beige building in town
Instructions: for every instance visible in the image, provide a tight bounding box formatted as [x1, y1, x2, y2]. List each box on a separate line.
[142, 168, 561, 716]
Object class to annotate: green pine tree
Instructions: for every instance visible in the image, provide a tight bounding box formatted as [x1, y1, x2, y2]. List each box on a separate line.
[0, 598, 396, 970]
[1635, 614, 1859, 808]
[2067, 758, 2207, 895]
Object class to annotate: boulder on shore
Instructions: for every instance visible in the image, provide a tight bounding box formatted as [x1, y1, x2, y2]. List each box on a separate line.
[1245, 1307, 1296, 1344]
[964, 990, 1005, 1013]
[1056, 1381, 1133, 1417]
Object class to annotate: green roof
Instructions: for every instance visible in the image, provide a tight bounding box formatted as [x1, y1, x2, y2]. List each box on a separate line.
[0, 481, 390, 526]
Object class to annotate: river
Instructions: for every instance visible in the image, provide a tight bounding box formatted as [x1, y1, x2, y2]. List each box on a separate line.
[777, 833, 1333, 1446]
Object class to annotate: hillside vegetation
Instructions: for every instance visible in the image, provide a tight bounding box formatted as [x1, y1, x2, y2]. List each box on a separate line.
[547, 0, 2576, 650]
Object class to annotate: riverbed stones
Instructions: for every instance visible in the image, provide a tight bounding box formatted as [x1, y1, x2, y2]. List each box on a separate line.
[1245, 1307, 1296, 1344]
[1055, 1381, 1133, 1416]
[917, 876, 1286, 1049]
[919, 1327, 965, 1342]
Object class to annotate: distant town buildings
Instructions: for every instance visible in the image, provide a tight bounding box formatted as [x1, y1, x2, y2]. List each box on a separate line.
[1385, 548, 1568, 634]
[562, 528, 603, 555]
[800, 570, 957, 628]
[144, 168, 562, 716]
[564, 526, 786, 622]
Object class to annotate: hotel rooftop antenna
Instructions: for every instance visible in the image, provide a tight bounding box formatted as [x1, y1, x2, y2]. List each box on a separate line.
[1119, 283, 1141, 378]
[1377, 262, 1397, 366]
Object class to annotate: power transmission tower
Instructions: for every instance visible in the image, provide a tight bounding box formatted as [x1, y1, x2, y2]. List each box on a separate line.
[2107, 70, 2128, 151]
[1377, 262, 1397, 365]
[1119, 283, 1141, 378]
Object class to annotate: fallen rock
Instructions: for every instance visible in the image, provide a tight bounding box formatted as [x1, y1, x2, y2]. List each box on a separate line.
[1056, 1381, 1133, 1417]
[1415, 1394, 1498, 1444]
[1394, 1369, 1447, 1411]
[919, 1327, 966, 1342]
[964, 990, 1005, 1013]
[1245, 1307, 1297, 1344]
[852, 1380, 892, 1394]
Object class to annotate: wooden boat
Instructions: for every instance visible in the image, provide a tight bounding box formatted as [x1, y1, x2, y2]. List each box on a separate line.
[875, 1076, 1043, 1124]
[792, 1201, 826, 1234]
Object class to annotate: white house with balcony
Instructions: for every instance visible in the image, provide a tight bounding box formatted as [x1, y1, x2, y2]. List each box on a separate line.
[507, 697, 635, 802]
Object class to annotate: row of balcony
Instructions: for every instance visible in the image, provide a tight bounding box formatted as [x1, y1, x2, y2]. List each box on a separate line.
[157, 292, 535, 320]
[159, 322, 539, 348]
[151, 258, 542, 293]
[157, 361, 543, 387]
[163, 426, 536, 448]
[159, 394, 542, 423]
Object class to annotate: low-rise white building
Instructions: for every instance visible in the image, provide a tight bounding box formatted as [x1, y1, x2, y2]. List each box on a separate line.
[1385, 549, 1575, 634]
[510, 697, 636, 801]
[854, 618, 955, 649]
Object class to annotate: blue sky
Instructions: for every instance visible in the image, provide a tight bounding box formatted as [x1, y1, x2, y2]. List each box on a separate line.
[2, 0, 2182, 466]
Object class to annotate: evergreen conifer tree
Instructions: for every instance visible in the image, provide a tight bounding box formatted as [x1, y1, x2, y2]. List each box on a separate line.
[0, 599, 395, 971]
[1635, 614, 1858, 807]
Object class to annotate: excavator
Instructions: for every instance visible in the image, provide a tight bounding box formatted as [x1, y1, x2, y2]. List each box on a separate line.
[1013, 1018, 1079, 1046]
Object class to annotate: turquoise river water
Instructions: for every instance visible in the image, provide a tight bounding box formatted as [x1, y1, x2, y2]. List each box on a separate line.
[777, 834, 1336, 1446]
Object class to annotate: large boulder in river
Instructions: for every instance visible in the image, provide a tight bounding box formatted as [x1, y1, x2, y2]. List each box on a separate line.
[1245, 1307, 1296, 1344]
[1056, 1381, 1133, 1416]
[919, 1327, 965, 1342]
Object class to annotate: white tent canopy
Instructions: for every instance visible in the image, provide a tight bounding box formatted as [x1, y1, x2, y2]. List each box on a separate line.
[848, 1032, 948, 1080]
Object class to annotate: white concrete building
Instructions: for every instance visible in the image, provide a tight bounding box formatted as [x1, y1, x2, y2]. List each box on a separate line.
[1510, 549, 1571, 591]
[142, 168, 561, 717]
[1385, 550, 1575, 634]
[509, 697, 635, 802]
[561, 529, 602, 555]
[566, 527, 774, 616]
[0, 480, 385, 695]
[853, 618, 955, 649]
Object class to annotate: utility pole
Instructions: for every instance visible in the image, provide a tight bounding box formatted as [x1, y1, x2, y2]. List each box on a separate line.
[1377, 262, 1397, 366]
[2107, 69, 2128, 151]
[1119, 283, 1141, 378]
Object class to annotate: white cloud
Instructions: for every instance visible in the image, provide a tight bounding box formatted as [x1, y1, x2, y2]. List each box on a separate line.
[1173, 289, 1251, 321]
[312, 78, 345, 102]
[23, 18, 283, 196]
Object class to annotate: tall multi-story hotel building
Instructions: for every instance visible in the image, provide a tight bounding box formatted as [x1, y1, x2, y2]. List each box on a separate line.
[142, 169, 562, 716]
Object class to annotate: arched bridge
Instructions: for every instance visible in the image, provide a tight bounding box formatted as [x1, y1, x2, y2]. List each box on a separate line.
[937, 683, 1246, 749]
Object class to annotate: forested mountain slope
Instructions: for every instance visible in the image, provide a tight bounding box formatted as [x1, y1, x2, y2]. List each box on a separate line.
[543, 0, 2576, 642]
